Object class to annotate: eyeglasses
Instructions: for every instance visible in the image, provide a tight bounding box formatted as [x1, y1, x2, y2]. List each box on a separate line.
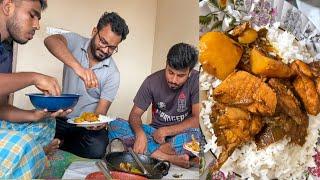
[97, 31, 118, 54]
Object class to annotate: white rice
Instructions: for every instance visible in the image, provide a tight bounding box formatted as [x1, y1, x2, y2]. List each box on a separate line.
[200, 26, 320, 179]
[266, 23, 315, 64]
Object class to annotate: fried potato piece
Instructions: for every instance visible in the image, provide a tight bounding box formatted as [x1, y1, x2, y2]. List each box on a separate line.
[199, 32, 243, 80]
[238, 28, 258, 44]
[120, 162, 132, 172]
[74, 117, 85, 123]
[80, 112, 99, 122]
[250, 47, 294, 78]
[231, 22, 250, 37]
[213, 71, 277, 116]
[293, 75, 320, 115]
[186, 135, 200, 152]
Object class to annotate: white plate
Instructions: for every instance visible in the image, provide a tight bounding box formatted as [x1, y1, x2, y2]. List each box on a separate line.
[183, 142, 200, 157]
[67, 115, 115, 127]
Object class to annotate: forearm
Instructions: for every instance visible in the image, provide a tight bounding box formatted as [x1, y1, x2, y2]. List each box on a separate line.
[0, 104, 35, 122]
[129, 114, 144, 135]
[0, 72, 38, 96]
[44, 35, 81, 71]
[95, 99, 111, 115]
[164, 116, 199, 136]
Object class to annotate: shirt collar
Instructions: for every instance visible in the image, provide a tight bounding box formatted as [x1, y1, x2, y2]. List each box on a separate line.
[81, 39, 111, 68]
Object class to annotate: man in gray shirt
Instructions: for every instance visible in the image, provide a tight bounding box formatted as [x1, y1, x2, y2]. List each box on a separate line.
[108, 43, 201, 168]
[44, 12, 129, 158]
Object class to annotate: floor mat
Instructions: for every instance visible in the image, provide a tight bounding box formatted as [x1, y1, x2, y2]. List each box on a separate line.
[39, 150, 95, 179]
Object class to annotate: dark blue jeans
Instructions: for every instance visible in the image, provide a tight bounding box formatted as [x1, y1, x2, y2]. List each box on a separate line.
[54, 117, 108, 159]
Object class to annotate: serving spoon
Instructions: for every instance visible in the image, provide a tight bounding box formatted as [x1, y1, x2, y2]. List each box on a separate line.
[128, 147, 150, 175]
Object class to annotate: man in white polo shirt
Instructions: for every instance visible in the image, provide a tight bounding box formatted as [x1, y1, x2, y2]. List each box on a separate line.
[44, 12, 129, 158]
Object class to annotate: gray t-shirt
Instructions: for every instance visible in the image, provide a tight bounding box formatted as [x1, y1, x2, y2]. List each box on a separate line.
[133, 69, 199, 128]
[61, 32, 120, 118]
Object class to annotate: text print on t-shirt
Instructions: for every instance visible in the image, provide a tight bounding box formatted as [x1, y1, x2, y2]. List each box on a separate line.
[156, 109, 189, 122]
[177, 92, 187, 112]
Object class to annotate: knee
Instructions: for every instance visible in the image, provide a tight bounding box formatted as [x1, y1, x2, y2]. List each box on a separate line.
[108, 119, 131, 139]
[108, 120, 117, 130]
[85, 140, 108, 159]
[109, 119, 128, 129]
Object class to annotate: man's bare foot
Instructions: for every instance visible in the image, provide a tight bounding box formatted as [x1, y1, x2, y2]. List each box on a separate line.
[171, 154, 190, 168]
[43, 138, 60, 157]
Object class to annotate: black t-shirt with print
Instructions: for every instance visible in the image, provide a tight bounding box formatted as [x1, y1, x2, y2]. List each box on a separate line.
[133, 69, 199, 128]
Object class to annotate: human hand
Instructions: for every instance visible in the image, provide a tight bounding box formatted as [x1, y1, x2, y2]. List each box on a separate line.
[31, 109, 72, 122]
[86, 123, 107, 131]
[133, 131, 148, 154]
[30, 109, 50, 122]
[153, 127, 167, 144]
[33, 73, 61, 96]
[50, 109, 72, 118]
[75, 67, 98, 88]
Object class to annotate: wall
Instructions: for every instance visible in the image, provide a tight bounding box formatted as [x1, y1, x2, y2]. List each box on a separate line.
[152, 0, 199, 72]
[13, 0, 198, 123]
[13, 0, 157, 121]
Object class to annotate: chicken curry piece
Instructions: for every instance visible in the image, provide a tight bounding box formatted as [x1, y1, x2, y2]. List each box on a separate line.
[213, 71, 277, 116]
[210, 104, 262, 171]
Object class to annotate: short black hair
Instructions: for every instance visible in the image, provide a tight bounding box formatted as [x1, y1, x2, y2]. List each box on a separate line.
[167, 43, 198, 70]
[97, 12, 129, 41]
[38, 0, 47, 10]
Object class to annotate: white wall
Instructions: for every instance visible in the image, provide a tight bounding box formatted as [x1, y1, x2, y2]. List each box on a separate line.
[152, 0, 199, 72]
[13, 0, 198, 122]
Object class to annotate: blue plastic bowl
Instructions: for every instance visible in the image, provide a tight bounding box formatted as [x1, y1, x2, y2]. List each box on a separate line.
[26, 93, 80, 112]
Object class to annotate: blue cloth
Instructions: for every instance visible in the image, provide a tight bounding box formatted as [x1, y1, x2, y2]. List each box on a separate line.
[0, 130, 46, 179]
[0, 118, 56, 178]
[0, 118, 56, 147]
[108, 119, 201, 155]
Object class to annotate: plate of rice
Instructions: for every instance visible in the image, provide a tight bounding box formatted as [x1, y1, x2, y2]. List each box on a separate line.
[199, 0, 320, 179]
[183, 135, 201, 157]
[67, 112, 115, 127]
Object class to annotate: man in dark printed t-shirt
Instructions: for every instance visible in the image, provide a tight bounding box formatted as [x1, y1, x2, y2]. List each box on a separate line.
[108, 43, 201, 168]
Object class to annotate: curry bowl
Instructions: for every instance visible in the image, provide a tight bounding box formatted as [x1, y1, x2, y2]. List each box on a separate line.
[26, 93, 80, 112]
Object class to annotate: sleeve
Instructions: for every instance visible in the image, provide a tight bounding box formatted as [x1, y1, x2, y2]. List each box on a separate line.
[133, 78, 153, 111]
[60, 32, 82, 54]
[191, 71, 199, 104]
[100, 71, 120, 102]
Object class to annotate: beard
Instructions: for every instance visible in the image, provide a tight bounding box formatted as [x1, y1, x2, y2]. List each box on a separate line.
[167, 81, 181, 90]
[90, 38, 112, 62]
[7, 15, 30, 44]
